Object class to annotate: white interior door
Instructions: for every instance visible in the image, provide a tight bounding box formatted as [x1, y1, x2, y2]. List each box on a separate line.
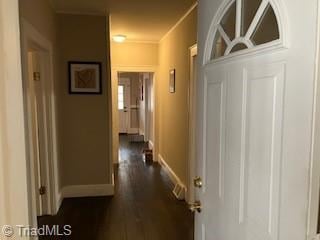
[118, 78, 130, 134]
[28, 52, 49, 216]
[195, 0, 319, 240]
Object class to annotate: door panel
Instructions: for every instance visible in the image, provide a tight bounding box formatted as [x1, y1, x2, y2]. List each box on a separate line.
[244, 65, 284, 240]
[201, 66, 227, 240]
[199, 60, 286, 240]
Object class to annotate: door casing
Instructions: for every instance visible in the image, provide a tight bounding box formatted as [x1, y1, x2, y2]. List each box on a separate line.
[111, 66, 157, 164]
[187, 44, 198, 204]
[20, 19, 60, 226]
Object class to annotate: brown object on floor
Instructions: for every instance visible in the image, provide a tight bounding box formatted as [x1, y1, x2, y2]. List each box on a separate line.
[38, 135, 194, 240]
[143, 148, 153, 163]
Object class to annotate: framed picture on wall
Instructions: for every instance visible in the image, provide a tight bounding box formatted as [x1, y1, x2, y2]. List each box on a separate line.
[68, 61, 102, 94]
[169, 69, 175, 93]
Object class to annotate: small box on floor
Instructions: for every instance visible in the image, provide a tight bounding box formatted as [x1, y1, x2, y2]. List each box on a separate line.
[143, 149, 153, 163]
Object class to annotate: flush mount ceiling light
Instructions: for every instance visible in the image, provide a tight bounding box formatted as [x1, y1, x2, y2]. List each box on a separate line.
[113, 35, 127, 43]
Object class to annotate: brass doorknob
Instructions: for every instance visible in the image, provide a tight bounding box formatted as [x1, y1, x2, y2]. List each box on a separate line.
[189, 201, 202, 213]
[193, 177, 203, 188]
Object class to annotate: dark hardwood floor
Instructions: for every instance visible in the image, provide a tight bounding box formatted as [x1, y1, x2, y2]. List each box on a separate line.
[38, 135, 194, 240]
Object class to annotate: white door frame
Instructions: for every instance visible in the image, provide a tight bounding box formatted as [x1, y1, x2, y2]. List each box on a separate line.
[0, 0, 30, 227]
[187, 44, 198, 204]
[144, 73, 154, 146]
[111, 66, 157, 164]
[20, 19, 60, 225]
[308, 2, 320, 238]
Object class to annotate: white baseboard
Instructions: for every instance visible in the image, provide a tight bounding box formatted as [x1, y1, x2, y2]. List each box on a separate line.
[158, 154, 187, 199]
[59, 184, 114, 202]
[148, 140, 154, 149]
[55, 192, 63, 214]
[127, 128, 139, 134]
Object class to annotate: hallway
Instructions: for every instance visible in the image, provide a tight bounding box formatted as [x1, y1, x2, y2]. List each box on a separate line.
[38, 135, 194, 240]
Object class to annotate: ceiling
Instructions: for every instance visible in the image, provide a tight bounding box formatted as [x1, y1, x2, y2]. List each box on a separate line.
[53, 0, 197, 42]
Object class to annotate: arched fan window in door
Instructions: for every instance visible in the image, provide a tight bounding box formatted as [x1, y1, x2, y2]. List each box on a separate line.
[211, 0, 280, 60]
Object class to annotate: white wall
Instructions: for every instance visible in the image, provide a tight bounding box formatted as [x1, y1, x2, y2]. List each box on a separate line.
[0, 0, 30, 227]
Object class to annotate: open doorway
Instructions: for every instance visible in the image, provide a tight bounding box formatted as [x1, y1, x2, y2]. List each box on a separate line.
[116, 72, 155, 162]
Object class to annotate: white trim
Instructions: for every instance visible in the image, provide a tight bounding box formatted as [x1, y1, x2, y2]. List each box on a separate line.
[187, 44, 198, 204]
[60, 184, 115, 199]
[203, 0, 289, 64]
[148, 140, 154, 150]
[218, 25, 232, 46]
[207, 40, 285, 65]
[225, 37, 254, 55]
[158, 154, 187, 199]
[21, 19, 60, 224]
[307, 0, 320, 237]
[160, 2, 198, 42]
[235, 0, 242, 38]
[0, 0, 30, 227]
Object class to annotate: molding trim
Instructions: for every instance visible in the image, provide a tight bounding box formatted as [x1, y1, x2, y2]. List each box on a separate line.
[160, 1, 198, 42]
[148, 141, 154, 150]
[56, 192, 63, 214]
[158, 154, 187, 197]
[60, 184, 114, 199]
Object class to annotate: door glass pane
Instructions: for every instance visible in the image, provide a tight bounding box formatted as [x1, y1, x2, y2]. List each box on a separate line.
[221, 1, 236, 40]
[211, 31, 227, 59]
[118, 85, 124, 110]
[251, 4, 279, 45]
[241, 0, 263, 36]
[230, 43, 248, 53]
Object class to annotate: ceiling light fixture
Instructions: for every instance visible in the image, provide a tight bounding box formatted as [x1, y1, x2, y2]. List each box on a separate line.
[113, 35, 127, 43]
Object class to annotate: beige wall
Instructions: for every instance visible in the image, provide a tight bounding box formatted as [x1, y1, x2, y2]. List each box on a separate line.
[156, 7, 197, 185]
[57, 14, 111, 186]
[19, 0, 56, 42]
[111, 42, 158, 67]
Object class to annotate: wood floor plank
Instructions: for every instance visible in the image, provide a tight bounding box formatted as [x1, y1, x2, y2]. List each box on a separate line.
[38, 135, 194, 240]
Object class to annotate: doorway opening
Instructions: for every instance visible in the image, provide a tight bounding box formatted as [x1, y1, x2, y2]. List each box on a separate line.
[113, 71, 155, 163]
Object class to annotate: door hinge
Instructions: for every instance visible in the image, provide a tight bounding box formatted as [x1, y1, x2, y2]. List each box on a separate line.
[33, 72, 40, 81]
[39, 186, 46, 195]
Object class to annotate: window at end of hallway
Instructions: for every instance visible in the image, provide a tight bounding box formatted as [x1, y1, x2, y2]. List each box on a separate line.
[118, 85, 125, 110]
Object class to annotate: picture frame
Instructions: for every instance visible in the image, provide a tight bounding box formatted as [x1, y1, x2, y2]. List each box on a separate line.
[68, 61, 102, 94]
[169, 69, 176, 93]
